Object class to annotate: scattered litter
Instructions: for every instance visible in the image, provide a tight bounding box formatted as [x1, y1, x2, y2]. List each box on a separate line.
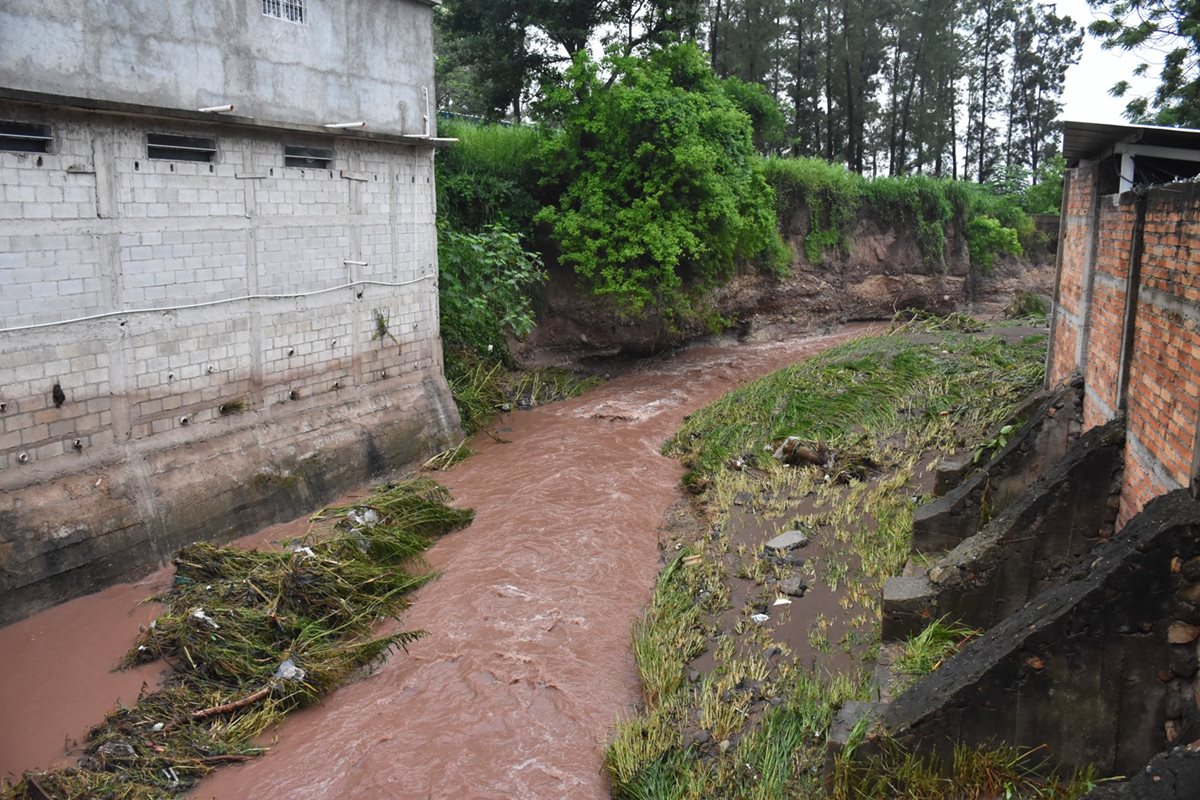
[772, 597, 792, 607]
[289, 543, 317, 558]
[273, 658, 307, 682]
[150, 722, 164, 732]
[191, 608, 220, 629]
[750, 613, 770, 624]
[98, 742, 135, 759]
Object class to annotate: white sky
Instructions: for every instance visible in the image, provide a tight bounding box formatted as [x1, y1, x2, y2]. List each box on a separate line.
[1055, 0, 1162, 124]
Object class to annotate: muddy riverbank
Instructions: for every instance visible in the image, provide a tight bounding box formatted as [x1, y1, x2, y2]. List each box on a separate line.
[0, 326, 872, 799]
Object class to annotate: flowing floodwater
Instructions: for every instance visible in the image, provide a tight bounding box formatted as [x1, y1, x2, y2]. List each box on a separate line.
[0, 327, 866, 799]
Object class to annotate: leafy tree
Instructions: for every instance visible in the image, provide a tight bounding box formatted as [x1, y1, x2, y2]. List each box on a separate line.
[1006, 6, 1081, 176]
[1087, 0, 1200, 125]
[436, 0, 707, 121]
[721, 76, 788, 153]
[435, 2, 543, 121]
[536, 43, 781, 319]
[1022, 154, 1067, 214]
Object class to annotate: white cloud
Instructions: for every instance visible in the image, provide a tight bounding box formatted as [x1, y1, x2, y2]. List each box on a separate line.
[1055, 0, 1162, 124]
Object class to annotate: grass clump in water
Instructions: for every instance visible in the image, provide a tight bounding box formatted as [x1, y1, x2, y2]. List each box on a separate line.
[3, 478, 473, 800]
[446, 351, 603, 437]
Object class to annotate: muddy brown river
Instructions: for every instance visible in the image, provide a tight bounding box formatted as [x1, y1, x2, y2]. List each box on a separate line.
[0, 328, 866, 799]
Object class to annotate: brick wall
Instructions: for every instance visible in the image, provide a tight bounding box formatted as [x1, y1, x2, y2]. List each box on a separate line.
[1050, 171, 1200, 528]
[1047, 163, 1097, 388]
[0, 103, 460, 622]
[1081, 195, 1135, 430]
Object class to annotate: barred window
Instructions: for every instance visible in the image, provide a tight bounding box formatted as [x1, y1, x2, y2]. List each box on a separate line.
[284, 145, 333, 169]
[0, 121, 52, 153]
[263, 0, 305, 23]
[147, 133, 217, 163]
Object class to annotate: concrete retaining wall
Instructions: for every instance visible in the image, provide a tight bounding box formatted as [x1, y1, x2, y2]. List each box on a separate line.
[874, 490, 1200, 778]
[883, 418, 1124, 640]
[911, 381, 1082, 554]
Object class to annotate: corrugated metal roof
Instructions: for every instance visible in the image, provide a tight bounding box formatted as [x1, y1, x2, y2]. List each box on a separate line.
[1063, 120, 1200, 161]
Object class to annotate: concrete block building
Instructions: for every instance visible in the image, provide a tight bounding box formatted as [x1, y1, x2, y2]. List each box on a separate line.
[0, 0, 460, 622]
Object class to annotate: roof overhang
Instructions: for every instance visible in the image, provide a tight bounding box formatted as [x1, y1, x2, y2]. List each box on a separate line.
[1062, 120, 1200, 163]
[0, 87, 456, 148]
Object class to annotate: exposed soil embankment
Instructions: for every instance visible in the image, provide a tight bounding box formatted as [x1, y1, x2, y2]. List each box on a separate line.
[522, 208, 1054, 362]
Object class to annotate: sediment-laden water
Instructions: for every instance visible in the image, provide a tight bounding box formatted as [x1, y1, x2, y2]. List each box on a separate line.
[0, 327, 867, 799]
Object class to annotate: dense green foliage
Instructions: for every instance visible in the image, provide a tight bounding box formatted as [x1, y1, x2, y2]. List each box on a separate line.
[435, 120, 545, 233]
[437, 223, 545, 359]
[536, 44, 783, 319]
[1021, 154, 1067, 215]
[966, 214, 1023, 272]
[1088, 0, 1200, 126]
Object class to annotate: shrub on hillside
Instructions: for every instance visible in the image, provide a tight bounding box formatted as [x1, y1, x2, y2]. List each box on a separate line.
[536, 43, 784, 321]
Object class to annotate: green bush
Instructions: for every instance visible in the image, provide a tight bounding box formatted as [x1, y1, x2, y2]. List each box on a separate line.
[966, 214, 1023, 273]
[720, 76, 788, 154]
[536, 43, 783, 320]
[437, 223, 546, 359]
[1023, 154, 1067, 215]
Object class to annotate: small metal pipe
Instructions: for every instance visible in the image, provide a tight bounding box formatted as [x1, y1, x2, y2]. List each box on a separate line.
[324, 121, 366, 129]
[198, 104, 236, 113]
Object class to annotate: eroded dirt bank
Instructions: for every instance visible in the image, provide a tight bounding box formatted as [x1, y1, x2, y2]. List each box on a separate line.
[0, 327, 870, 799]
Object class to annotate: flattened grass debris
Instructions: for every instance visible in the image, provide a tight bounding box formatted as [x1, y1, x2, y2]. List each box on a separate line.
[3, 478, 473, 800]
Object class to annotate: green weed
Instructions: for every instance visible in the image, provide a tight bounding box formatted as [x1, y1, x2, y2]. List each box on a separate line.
[895, 618, 980, 679]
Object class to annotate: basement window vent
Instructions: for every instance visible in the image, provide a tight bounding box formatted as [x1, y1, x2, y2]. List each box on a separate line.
[263, 0, 305, 23]
[284, 145, 333, 169]
[147, 133, 217, 162]
[0, 121, 52, 153]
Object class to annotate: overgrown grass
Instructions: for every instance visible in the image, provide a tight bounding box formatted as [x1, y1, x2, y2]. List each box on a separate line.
[762, 157, 1033, 271]
[611, 322, 1050, 799]
[832, 739, 1097, 799]
[2, 479, 474, 800]
[666, 325, 1046, 481]
[435, 119, 546, 234]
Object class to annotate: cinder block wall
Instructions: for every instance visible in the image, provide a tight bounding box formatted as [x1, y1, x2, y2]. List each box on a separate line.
[1049, 175, 1200, 528]
[0, 105, 460, 622]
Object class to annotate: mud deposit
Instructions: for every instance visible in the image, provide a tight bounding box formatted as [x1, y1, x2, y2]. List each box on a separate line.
[0, 327, 869, 799]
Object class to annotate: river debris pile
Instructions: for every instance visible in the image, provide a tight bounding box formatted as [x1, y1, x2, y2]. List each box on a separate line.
[3, 478, 474, 800]
[607, 316, 1081, 798]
